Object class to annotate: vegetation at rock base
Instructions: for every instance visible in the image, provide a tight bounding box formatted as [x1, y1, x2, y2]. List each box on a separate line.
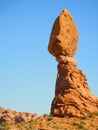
[0, 112, 98, 130]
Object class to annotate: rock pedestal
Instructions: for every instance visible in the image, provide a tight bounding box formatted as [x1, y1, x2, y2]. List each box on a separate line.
[48, 9, 98, 117]
[51, 58, 98, 117]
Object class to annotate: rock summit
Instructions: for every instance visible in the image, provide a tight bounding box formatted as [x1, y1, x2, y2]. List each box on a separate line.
[48, 9, 78, 57]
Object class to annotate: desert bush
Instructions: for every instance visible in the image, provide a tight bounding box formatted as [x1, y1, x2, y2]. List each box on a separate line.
[77, 122, 85, 129]
[83, 112, 94, 119]
[95, 112, 98, 116]
[48, 116, 53, 121]
[53, 125, 62, 130]
[0, 122, 10, 130]
[47, 114, 53, 121]
[43, 113, 48, 117]
[72, 122, 86, 129]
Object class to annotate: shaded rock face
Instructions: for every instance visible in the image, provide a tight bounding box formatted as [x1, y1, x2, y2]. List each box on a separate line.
[48, 9, 98, 117]
[48, 9, 78, 57]
[0, 107, 38, 123]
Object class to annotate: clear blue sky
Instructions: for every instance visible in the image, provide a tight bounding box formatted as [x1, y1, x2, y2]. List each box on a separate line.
[0, 0, 98, 115]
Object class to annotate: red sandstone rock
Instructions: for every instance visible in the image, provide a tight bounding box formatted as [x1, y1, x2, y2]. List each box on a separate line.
[0, 107, 38, 123]
[50, 59, 98, 117]
[48, 9, 98, 117]
[48, 9, 78, 57]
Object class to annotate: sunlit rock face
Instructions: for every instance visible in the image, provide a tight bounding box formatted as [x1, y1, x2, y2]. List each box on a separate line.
[51, 59, 98, 117]
[48, 9, 98, 117]
[48, 9, 78, 57]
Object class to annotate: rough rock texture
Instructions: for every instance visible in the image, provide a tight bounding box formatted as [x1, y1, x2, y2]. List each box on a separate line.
[0, 107, 38, 123]
[48, 9, 78, 57]
[51, 58, 98, 117]
[48, 9, 98, 117]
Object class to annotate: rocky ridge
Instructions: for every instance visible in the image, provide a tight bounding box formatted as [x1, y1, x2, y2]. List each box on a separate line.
[0, 107, 37, 123]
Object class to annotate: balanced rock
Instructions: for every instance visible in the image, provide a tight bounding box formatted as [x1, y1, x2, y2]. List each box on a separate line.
[48, 9, 98, 117]
[48, 9, 78, 57]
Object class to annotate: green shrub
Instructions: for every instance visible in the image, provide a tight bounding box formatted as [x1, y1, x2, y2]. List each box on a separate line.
[43, 113, 48, 117]
[47, 114, 53, 121]
[77, 122, 85, 129]
[53, 125, 62, 130]
[95, 112, 98, 116]
[83, 113, 94, 119]
[0, 122, 10, 130]
[72, 122, 85, 129]
[48, 116, 53, 121]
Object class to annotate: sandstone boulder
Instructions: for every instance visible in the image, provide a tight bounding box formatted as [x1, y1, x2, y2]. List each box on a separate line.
[48, 9, 78, 57]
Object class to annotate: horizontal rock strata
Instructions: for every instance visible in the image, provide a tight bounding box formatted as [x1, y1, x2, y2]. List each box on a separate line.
[48, 9, 98, 117]
[51, 58, 98, 117]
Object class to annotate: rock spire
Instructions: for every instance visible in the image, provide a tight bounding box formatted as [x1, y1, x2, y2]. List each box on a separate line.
[48, 9, 98, 117]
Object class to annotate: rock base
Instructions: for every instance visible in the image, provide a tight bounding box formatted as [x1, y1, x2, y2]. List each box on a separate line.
[51, 59, 98, 117]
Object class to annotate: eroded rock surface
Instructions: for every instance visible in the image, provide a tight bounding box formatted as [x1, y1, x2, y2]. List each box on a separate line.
[51, 58, 98, 117]
[48, 9, 98, 117]
[48, 9, 78, 57]
[0, 107, 38, 123]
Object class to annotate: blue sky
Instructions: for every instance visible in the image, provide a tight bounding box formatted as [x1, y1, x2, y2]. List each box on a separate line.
[0, 0, 98, 115]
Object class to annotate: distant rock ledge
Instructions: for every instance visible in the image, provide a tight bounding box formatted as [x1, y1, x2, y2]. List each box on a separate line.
[0, 107, 38, 123]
